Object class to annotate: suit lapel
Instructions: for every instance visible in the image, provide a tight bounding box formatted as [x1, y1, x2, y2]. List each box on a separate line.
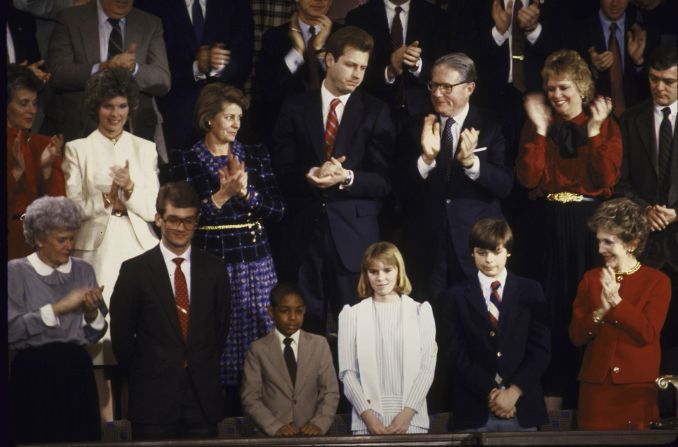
[81, 2, 101, 63]
[295, 331, 311, 393]
[465, 279, 490, 323]
[305, 91, 326, 163]
[636, 103, 658, 175]
[266, 332, 294, 394]
[669, 115, 678, 207]
[498, 272, 517, 329]
[334, 92, 364, 159]
[149, 246, 184, 342]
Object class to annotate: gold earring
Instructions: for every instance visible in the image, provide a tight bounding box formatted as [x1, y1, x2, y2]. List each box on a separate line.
[207, 120, 212, 128]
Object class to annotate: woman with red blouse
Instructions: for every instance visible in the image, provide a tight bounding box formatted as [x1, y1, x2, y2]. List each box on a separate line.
[6, 64, 65, 260]
[570, 198, 670, 429]
[515, 49, 622, 410]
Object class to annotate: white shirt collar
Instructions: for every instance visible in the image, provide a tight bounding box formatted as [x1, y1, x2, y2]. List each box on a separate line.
[384, 0, 410, 15]
[477, 268, 508, 295]
[27, 252, 72, 276]
[274, 327, 300, 345]
[654, 101, 677, 117]
[321, 80, 351, 107]
[158, 241, 191, 264]
[442, 102, 471, 127]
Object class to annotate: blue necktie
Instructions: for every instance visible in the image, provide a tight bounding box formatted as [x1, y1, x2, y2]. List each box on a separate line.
[192, 0, 205, 44]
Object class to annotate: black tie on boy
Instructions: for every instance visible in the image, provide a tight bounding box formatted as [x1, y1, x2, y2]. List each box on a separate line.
[283, 337, 297, 386]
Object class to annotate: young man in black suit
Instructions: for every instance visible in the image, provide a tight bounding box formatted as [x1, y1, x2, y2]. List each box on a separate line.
[271, 26, 395, 334]
[110, 182, 230, 440]
[443, 218, 550, 431]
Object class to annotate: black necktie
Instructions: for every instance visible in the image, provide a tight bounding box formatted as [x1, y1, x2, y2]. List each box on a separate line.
[442, 117, 455, 178]
[107, 18, 123, 60]
[511, 0, 526, 93]
[658, 107, 673, 203]
[283, 337, 296, 386]
[390, 6, 403, 50]
[192, 0, 205, 44]
[306, 25, 321, 90]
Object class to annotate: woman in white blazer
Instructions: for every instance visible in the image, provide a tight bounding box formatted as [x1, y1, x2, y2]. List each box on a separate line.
[338, 242, 437, 435]
[63, 68, 159, 366]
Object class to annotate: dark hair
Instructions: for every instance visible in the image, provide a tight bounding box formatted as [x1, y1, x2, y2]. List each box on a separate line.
[469, 218, 514, 253]
[325, 26, 374, 60]
[193, 84, 249, 135]
[155, 182, 200, 216]
[588, 198, 649, 255]
[7, 64, 43, 102]
[84, 67, 139, 120]
[648, 43, 678, 71]
[269, 283, 305, 308]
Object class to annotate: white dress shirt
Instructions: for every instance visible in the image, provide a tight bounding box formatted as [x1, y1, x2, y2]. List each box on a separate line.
[6, 25, 16, 63]
[384, 0, 422, 82]
[159, 241, 192, 302]
[273, 327, 300, 360]
[477, 268, 508, 311]
[654, 101, 677, 163]
[491, 0, 542, 83]
[93, 1, 139, 76]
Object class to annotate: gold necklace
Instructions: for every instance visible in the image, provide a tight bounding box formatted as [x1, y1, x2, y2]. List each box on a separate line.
[615, 261, 641, 282]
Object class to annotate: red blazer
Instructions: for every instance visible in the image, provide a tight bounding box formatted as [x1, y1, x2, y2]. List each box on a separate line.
[569, 266, 671, 384]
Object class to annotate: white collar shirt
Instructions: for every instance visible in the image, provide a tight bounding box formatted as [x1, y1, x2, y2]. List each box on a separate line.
[654, 100, 677, 159]
[477, 268, 508, 311]
[321, 81, 351, 127]
[274, 327, 300, 360]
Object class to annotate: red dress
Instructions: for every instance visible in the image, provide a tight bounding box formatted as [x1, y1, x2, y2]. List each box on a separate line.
[570, 266, 671, 429]
[6, 127, 65, 259]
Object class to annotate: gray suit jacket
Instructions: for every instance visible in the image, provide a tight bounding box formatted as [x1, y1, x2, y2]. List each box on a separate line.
[241, 330, 339, 436]
[44, 2, 170, 143]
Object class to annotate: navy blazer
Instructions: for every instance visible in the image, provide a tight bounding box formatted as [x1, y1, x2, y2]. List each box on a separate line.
[442, 272, 550, 430]
[345, 0, 448, 116]
[136, 0, 254, 152]
[110, 245, 231, 425]
[271, 88, 395, 272]
[400, 105, 513, 279]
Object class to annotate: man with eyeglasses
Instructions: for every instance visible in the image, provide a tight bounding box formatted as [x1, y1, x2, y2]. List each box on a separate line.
[616, 43, 678, 418]
[110, 181, 231, 440]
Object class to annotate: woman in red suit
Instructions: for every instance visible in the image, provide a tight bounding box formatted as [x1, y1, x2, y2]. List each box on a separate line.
[515, 49, 622, 409]
[570, 198, 671, 430]
[7, 64, 65, 260]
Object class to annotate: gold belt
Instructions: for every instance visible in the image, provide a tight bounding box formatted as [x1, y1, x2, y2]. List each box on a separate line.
[546, 192, 595, 203]
[199, 221, 262, 231]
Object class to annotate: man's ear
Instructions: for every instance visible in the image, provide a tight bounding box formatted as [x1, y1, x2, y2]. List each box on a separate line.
[154, 213, 162, 228]
[325, 52, 335, 68]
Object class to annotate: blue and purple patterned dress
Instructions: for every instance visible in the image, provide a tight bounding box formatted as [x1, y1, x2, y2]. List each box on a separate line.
[172, 139, 284, 386]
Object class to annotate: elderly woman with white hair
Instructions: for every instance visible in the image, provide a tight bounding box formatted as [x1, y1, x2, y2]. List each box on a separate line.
[8, 196, 107, 444]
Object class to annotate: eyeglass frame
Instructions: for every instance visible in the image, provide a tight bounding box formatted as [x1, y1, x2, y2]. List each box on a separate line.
[161, 215, 200, 230]
[427, 80, 472, 94]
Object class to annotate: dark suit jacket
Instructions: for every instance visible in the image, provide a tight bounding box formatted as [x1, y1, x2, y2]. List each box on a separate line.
[136, 0, 253, 153]
[571, 11, 649, 111]
[443, 272, 550, 430]
[110, 245, 230, 425]
[345, 0, 448, 116]
[7, 6, 40, 64]
[43, 2, 170, 143]
[271, 88, 395, 272]
[400, 105, 513, 281]
[616, 100, 678, 270]
[253, 21, 342, 148]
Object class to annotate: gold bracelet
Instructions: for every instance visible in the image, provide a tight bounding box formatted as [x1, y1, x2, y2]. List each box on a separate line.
[592, 310, 605, 324]
[124, 182, 134, 196]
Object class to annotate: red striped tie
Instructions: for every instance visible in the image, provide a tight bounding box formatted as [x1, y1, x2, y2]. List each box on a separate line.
[173, 258, 190, 340]
[324, 98, 341, 159]
[488, 280, 502, 329]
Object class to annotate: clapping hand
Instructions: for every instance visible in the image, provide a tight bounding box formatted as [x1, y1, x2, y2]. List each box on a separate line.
[307, 156, 348, 188]
[587, 96, 612, 137]
[626, 23, 647, 66]
[588, 47, 614, 72]
[600, 265, 621, 310]
[82, 286, 105, 322]
[421, 114, 441, 164]
[104, 44, 137, 72]
[647, 205, 678, 231]
[110, 160, 132, 190]
[456, 127, 479, 168]
[492, 0, 513, 35]
[11, 135, 26, 181]
[523, 93, 551, 136]
[19, 59, 51, 84]
[214, 154, 248, 204]
[517, 1, 540, 32]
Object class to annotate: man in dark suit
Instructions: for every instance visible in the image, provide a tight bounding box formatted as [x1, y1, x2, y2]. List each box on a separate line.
[400, 52, 513, 303]
[616, 44, 678, 416]
[345, 0, 448, 121]
[271, 26, 395, 334]
[443, 218, 550, 431]
[135, 0, 253, 160]
[253, 0, 341, 149]
[110, 182, 230, 439]
[572, 0, 649, 119]
[43, 0, 170, 144]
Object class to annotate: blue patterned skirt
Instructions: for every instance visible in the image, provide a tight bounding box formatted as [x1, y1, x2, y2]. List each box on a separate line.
[220, 256, 276, 386]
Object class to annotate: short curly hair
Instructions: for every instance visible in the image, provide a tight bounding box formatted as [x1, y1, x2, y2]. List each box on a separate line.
[84, 67, 139, 121]
[7, 64, 43, 103]
[542, 49, 595, 106]
[193, 84, 250, 135]
[588, 198, 649, 255]
[23, 196, 82, 248]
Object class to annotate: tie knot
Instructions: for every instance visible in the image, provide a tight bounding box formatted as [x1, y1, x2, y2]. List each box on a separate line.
[395, 6, 402, 14]
[444, 117, 455, 131]
[491, 281, 501, 291]
[662, 107, 671, 118]
[330, 98, 341, 110]
[283, 337, 293, 347]
[609, 22, 618, 32]
[108, 18, 120, 27]
[173, 257, 184, 267]
[309, 25, 317, 36]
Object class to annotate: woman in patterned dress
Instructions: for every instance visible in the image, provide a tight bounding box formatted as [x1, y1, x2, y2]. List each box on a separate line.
[172, 84, 284, 414]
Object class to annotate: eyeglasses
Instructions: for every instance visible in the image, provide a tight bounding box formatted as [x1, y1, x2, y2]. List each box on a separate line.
[162, 216, 199, 230]
[649, 75, 678, 87]
[427, 80, 469, 94]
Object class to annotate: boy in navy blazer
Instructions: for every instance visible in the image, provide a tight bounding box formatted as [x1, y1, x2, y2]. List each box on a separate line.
[442, 218, 550, 431]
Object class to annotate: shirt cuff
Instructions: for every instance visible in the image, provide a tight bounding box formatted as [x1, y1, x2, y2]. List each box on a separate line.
[464, 156, 480, 180]
[526, 23, 542, 44]
[193, 60, 207, 81]
[492, 27, 509, 46]
[385, 66, 396, 84]
[417, 155, 436, 179]
[285, 48, 305, 74]
[91, 63, 101, 75]
[40, 304, 60, 327]
[83, 310, 106, 330]
[409, 57, 423, 77]
[338, 170, 354, 190]
[209, 64, 226, 78]
[131, 62, 140, 78]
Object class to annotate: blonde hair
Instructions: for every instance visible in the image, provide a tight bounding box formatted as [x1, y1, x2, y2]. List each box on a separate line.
[357, 242, 412, 299]
[541, 49, 595, 105]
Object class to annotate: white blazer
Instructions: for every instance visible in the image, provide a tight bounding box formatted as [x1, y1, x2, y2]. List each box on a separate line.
[338, 295, 437, 431]
[63, 130, 159, 251]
